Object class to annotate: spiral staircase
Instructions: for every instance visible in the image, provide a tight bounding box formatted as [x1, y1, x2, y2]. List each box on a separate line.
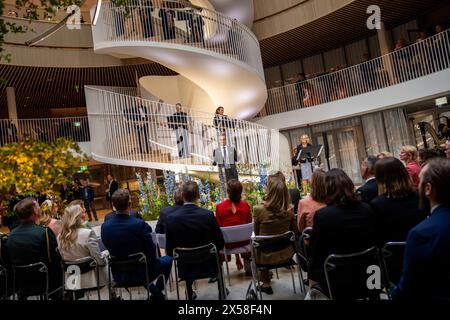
[86, 1, 291, 174]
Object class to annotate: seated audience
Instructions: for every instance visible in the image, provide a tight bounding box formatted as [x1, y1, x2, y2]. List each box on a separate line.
[393, 158, 450, 300]
[370, 157, 426, 244]
[418, 148, 442, 167]
[68, 200, 92, 229]
[297, 169, 327, 232]
[446, 141, 450, 159]
[101, 189, 171, 300]
[253, 178, 296, 295]
[166, 181, 225, 300]
[400, 145, 421, 189]
[308, 169, 377, 294]
[268, 170, 300, 213]
[6, 198, 62, 299]
[58, 204, 108, 293]
[356, 156, 379, 203]
[155, 185, 184, 234]
[377, 151, 393, 159]
[216, 179, 252, 273]
[39, 200, 61, 237]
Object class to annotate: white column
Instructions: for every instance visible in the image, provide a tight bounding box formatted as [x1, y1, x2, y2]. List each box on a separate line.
[6, 87, 18, 120]
[377, 21, 391, 55]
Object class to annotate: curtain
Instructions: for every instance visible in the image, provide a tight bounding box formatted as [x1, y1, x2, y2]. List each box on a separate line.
[362, 112, 389, 156]
[336, 130, 363, 184]
[383, 108, 411, 158]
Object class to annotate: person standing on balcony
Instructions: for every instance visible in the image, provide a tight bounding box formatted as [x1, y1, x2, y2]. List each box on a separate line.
[139, 0, 154, 38]
[214, 106, 235, 146]
[213, 134, 238, 188]
[111, 2, 125, 38]
[167, 103, 190, 158]
[187, 9, 204, 43]
[294, 73, 306, 108]
[159, 1, 176, 40]
[128, 98, 151, 155]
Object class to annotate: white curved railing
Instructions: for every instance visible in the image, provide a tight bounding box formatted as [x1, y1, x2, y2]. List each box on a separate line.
[258, 28, 450, 117]
[91, 0, 264, 78]
[85, 86, 290, 174]
[0, 117, 90, 146]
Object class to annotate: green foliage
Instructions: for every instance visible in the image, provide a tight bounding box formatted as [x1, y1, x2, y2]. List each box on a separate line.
[0, 138, 88, 199]
[141, 186, 169, 221]
[241, 180, 265, 215]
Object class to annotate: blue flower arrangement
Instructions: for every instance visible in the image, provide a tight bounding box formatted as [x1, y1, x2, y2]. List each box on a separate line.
[136, 171, 150, 215]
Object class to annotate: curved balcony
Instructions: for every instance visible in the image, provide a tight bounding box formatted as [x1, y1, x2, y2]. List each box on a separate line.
[257, 29, 450, 120]
[84, 86, 290, 174]
[91, 0, 266, 118]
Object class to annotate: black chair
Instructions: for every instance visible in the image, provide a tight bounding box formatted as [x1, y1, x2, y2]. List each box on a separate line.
[324, 246, 383, 300]
[107, 252, 166, 300]
[61, 256, 101, 300]
[173, 243, 226, 300]
[0, 264, 7, 300]
[12, 262, 63, 300]
[380, 242, 406, 298]
[251, 231, 306, 300]
[297, 227, 312, 272]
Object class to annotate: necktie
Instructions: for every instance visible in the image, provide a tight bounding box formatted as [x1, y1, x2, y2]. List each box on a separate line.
[223, 147, 229, 168]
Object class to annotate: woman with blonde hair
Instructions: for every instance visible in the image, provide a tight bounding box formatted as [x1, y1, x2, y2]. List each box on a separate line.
[58, 204, 107, 293]
[399, 145, 421, 189]
[40, 200, 61, 237]
[253, 178, 296, 294]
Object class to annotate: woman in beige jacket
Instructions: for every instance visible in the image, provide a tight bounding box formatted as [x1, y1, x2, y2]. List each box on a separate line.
[253, 178, 296, 294]
[58, 204, 108, 292]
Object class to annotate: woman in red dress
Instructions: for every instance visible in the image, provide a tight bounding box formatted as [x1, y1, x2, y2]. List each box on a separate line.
[216, 179, 252, 272]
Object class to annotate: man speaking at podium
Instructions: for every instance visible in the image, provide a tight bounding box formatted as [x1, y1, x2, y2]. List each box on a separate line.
[213, 134, 238, 184]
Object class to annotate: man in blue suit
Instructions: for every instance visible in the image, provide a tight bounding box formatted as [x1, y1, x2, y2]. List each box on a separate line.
[101, 189, 171, 300]
[166, 181, 225, 300]
[356, 156, 378, 203]
[392, 158, 450, 300]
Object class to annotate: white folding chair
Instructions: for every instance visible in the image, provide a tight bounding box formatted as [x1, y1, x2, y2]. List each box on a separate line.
[220, 223, 253, 286]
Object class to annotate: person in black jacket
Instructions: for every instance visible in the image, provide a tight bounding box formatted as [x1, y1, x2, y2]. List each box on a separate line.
[101, 189, 171, 300]
[308, 169, 377, 296]
[79, 179, 98, 222]
[165, 181, 225, 300]
[370, 157, 426, 245]
[6, 198, 62, 299]
[139, 0, 154, 38]
[155, 185, 184, 234]
[106, 174, 119, 207]
[356, 156, 379, 203]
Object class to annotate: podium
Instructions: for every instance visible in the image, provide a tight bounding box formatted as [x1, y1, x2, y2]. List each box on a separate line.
[296, 145, 323, 162]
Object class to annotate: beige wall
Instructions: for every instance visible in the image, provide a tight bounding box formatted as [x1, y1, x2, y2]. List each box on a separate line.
[253, 0, 355, 40]
[139, 75, 216, 111]
[3, 16, 93, 47]
[2, 44, 123, 67]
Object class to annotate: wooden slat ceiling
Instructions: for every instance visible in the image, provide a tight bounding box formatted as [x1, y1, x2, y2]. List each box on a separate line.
[259, 0, 448, 67]
[0, 63, 177, 118]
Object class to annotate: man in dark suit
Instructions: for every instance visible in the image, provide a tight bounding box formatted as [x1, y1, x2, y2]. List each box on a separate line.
[393, 158, 450, 300]
[128, 99, 151, 154]
[166, 181, 225, 300]
[356, 156, 379, 203]
[106, 174, 119, 207]
[6, 198, 62, 299]
[101, 189, 171, 300]
[155, 185, 183, 234]
[79, 179, 97, 221]
[213, 134, 238, 183]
